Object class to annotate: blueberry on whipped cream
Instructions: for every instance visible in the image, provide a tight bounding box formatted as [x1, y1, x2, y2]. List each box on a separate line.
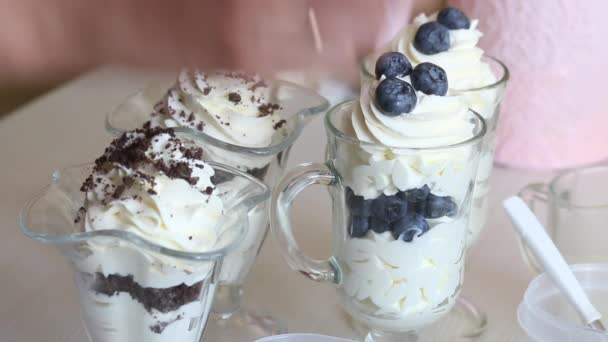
[410, 62, 448, 96]
[374, 52, 449, 116]
[413, 6, 472, 55]
[414, 22, 450, 55]
[375, 77, 417, 115]
[374, 51, 412, 80]
[437, 6, 471, 30]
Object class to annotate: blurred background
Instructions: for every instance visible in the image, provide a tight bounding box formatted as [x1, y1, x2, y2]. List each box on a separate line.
[0, 0, 443, 116]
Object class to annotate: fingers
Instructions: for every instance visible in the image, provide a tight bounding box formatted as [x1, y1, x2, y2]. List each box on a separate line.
[0, 0, 387, 82]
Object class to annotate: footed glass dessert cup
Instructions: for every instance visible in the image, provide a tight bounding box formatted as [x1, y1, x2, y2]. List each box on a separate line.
[362, 54, 509, 245]
[361, 54, 509, 338]
[270, 101, 486, 341]
[106, 78, 329, 339]
[19, 163, 269, 342]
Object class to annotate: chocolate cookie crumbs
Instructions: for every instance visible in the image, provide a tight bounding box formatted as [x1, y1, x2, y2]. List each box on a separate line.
[204, 186, 214, 195]
[228, 92, 241, 104]
[147, 189, 157, 195]
[202, 87, 212, 95]
[273, 119, 287, 130]
[92, 273, 203, 314]
[112, 185, 126, 199]
[150, 315, 183, 334]
[258, 103, 281, 117]
[187, 113, 195, 122]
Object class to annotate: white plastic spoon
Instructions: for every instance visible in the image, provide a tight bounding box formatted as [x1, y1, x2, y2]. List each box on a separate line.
[503, 196, 606, 331]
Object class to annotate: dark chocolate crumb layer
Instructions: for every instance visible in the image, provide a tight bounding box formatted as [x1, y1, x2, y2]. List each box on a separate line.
[150, 314, 183, 334]
[92, 273, 203, 314]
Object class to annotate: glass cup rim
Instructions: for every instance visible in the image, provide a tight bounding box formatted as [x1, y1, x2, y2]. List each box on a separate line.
[324, 99, 487, 152]
[361, 54, 510, 93]
[19, 161, 270, 261]
[520, 263, 608, 336]
[549, 164, 608, 209]
[105, 78, 330, 157]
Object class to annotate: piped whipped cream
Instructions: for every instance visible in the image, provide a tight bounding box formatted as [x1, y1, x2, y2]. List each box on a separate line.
[343, 79, 476, 199]
[149, 70, 286, 148]
[353, 76, 472, 149]
[390, 13, 496, 91]
[79, 127, 224, 253]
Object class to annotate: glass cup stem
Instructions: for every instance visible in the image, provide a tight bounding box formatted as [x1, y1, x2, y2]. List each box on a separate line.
[212, 284, 244, 318]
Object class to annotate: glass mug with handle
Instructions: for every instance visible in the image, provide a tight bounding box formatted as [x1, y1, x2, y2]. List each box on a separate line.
[270, 100, 486, 341]
[519, 164, 608, 273]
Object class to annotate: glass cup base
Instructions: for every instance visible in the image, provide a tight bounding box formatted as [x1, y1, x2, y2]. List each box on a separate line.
[351, 296, 487, 341]
[204, 307, 286, 341]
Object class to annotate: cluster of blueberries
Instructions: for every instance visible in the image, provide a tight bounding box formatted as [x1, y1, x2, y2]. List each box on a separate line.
[374, 51, 448, 116]
[346, 185, 457, 242]
[414, 7, 471, 55]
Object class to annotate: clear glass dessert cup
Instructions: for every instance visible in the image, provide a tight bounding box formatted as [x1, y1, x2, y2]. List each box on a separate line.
[270, 100, 486, 341]
[361, 53, 510, 246]
[106, 78, 329, 339]
[362, 54, 509, 338]
[18, 163, 269, 342]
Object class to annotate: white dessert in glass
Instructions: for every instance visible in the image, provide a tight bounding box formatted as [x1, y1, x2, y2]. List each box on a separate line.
[270, 57, 487, 340]
[334, 67, 477, 334]
[106, 70, 329, 339]
[19, 127, 270, 342]
[361, 7, 509, 245]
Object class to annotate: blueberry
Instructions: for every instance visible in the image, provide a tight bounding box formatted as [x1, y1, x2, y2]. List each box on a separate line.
[401, 185, 431, 202]
[411, 63, 448, 96]
[370, 216, 391, 234]
[414, 22, 450, 55]
[375, 52, 412, 80]
[371, 194, 408, 223]
[375, 77, 417, 116]
[346, 188, 372, 217]
[350, 215, 370, 238]
[424, 194, 458, 219]
[437, 7, 470, 30]
[391, 213, 430, 242]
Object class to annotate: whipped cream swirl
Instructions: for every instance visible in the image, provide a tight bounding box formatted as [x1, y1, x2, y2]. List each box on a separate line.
[352, 77, 473, 149]
[149, 70, 285, 148]
[390, 13, 496, 90]
[343, 78, 476, 199]
[79, 127, 224, 253]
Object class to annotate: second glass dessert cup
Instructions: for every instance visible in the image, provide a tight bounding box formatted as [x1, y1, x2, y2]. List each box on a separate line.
[361, 54, 509, 338]
[270, 101, 486, 341]
[19, 163, 270, 342]
[106, 79, 329, 340]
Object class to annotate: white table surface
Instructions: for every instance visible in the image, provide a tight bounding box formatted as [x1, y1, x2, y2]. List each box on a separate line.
[0, 67, 553, 342]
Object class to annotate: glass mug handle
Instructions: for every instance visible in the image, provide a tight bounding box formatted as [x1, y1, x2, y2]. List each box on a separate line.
[518, 183, 550, 274]
[270, 162, 339, 284]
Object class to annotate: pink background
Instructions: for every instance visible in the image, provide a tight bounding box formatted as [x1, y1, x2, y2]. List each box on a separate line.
[450, 0, 608, 170]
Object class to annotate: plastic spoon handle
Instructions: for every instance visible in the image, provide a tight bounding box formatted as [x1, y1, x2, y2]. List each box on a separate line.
[503, 196, 604, 328]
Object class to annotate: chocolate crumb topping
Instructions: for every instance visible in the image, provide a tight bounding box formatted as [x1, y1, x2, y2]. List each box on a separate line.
[204, 186, 214, 195]
[228, 92, 241, 104]
[258, 103, 281, 117]
[184, 147, 203, 160]
[147, 188, 157, 195]
[196, 122, 205, 131]
[112, 185, 126, 199]
[187, 113, 195, 122]
[202, 87, 212, 95]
